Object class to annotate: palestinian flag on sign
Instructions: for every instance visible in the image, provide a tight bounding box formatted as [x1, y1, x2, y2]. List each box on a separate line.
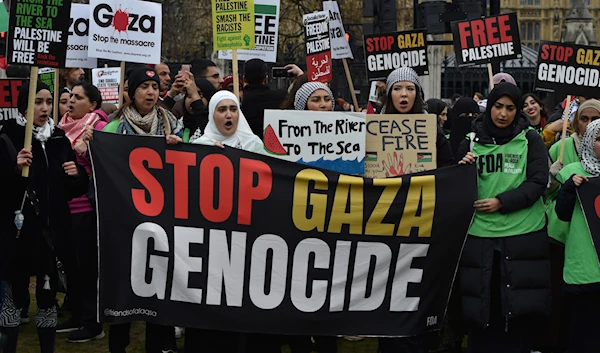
[366, 151, 377, 162]
[417, 152, 432, 163]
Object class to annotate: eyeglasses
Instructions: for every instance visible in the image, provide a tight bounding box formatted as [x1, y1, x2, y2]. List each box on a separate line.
[204, 73, 220, 79]
[580, 116, 600, 123]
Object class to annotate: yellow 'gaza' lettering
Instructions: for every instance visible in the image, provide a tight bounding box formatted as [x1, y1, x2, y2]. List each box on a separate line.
[327, 175, 364, 234]
[292, 169, 328, 232]
[365, 178, 401, 236]
[396, 175, 435, 237]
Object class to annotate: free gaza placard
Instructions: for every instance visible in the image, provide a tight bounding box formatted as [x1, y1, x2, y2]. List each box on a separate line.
[534, 41, 600, 97]
[364, 29, 428, 80]
[88, 0, 162, 64]
[451, 13, 521, 67]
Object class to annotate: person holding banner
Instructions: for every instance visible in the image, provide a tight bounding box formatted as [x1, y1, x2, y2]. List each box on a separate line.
[554, 119, 600, 353]
[102, 67, 184, 353]
[54, 83, 106, 343]
[0, 81, 88, 353]
[456, 83, 551, 353]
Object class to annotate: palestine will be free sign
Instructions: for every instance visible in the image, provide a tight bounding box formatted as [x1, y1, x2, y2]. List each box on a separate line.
[534, 41, 600, 97]
[451, 13, 521, 67]
[90, 132, 477, 336]
[7, 0, 72, 67]
[364, 30, 428, 80]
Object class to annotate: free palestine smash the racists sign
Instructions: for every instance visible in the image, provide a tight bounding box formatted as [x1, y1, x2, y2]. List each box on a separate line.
[451, 13, 521, 66]
[90, 132, 477, 336]
[363, 29, 428, 80]
[7, 0, 72, 67]
[534, 41, 600, 97]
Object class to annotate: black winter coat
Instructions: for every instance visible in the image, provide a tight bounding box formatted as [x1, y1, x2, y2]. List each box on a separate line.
[0, 120, 88, 280]
[241, 84, 287, 137]
[454, 114, 551, 328]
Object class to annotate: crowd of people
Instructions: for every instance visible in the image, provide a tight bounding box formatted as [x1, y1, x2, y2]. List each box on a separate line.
[0, 56, 598, 353]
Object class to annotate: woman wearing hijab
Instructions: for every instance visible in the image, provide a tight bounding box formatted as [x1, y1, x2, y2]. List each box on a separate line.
[456, 83, 551, 353]
[182, 77, 216, 140]
[54, 82, 106, 342]
[554, 119, 600, 353]
[192, 90, 263, 152]
[188, 91, 279, 353]
[0, 81, 87, 353]
[102, 67, 184, 353]
[448, 98, 481, 156]
[425, 98, 448, 129]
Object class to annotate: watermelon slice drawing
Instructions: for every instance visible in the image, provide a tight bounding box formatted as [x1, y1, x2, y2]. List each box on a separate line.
[263, 124, 287, 155]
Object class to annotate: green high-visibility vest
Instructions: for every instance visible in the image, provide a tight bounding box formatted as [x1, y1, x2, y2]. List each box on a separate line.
[468, 129, 546, 237]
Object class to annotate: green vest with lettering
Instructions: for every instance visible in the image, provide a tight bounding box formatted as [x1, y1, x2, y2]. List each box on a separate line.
[469, 129, 546, 237]
[557, 162, 600, 285]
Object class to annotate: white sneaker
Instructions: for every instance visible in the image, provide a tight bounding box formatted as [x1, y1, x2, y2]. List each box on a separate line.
[175, 326, 185, 339]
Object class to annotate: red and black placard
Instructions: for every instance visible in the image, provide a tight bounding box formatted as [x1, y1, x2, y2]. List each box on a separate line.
[363, 29, 429, 81]
[0, 79, 26, 124]
[304, 11, 332, 83]
[451, 13, 521, 67]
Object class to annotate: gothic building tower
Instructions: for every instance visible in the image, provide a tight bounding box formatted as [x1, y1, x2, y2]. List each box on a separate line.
[562, 0, 597, 45]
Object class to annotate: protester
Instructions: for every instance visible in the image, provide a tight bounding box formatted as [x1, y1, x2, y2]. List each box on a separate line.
[425, 98, 448, 129]
[473, 92, 483, 103]
[0, 81, 87, 353]
[58, 88, 71, 121]
[294, 82, 334, 112]
[183, 77, 216, 140]
[456, 83, 551, 353]
[477, 73, 517, 112]
[55, 83, 107, 343]
[155, 61, 172, 92]
[102, 67, 184, 353]
[190, 59, 223, 90]
[377, 67, 453, 353]
[522, 93, 547, 134]
[60, 68, 85, 92]
[555, 119, 600, 353]
[448, 97, 481, 155]
[280, 74, 309, 110]
[241, 58, 288, 136]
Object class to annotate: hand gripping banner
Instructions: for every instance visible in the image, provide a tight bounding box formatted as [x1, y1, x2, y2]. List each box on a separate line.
[90, 132, 477, 336]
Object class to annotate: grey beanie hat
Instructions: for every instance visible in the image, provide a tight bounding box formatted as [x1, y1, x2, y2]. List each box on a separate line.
[385, 67, 421, 96]
[294, 82, 334, 111]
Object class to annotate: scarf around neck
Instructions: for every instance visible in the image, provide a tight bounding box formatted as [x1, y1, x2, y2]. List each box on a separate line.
[117, 105, 183, 137]
[58, 112, 101, 146]
[16, 114, 54, 143]
[579, 119, 600, 176]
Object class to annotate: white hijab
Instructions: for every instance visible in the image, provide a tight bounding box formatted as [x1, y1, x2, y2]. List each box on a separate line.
[193, 91, 262, 151]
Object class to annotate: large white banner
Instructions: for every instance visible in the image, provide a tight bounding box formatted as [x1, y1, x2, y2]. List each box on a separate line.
[218, 0, 280, 63]
[87, 0, 162, 64]
[67, 4, 98, 69]
[323, 1, 353, 60]
[263, 110, 365, 175]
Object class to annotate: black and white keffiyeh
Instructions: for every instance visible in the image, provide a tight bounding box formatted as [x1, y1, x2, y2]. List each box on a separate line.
[294, 82, 334, 111]
[16, 114, 54, 143]
[579, 119, 600, 176]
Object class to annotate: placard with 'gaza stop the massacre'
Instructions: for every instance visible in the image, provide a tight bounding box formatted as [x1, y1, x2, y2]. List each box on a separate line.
[451, 13, 521, 67]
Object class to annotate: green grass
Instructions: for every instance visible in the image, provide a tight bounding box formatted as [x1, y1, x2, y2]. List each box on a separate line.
[15, 280, 379, 352]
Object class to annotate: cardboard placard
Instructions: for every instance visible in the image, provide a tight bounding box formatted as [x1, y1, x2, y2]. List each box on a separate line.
[88, 0, 162, 64]
[451, 13, 521, 67]
[323, 1, 352, 60]
[212, 0, 255, 51]
[67, 3, 97, 68]
[92, 67, 120, 105]
[0, 79, 26, 124]
[304, 11, 332, 83]
[364, 114, 437, 178]
[218, 0, 279, 62]
[38, 67, 55, 93]
[363, 30, 428, 80]
[263, 110, 366, 175]
[7, 0, 72, 67]
[534, 41, 600, 97]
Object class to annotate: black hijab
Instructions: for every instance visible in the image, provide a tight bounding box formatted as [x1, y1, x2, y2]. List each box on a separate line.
[449, 97, 481, 155]
[483, 83, 522, 140]
[182, 78, 217, 133]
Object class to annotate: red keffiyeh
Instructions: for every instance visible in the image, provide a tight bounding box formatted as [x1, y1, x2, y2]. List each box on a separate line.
[58, 112, 101, 146]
